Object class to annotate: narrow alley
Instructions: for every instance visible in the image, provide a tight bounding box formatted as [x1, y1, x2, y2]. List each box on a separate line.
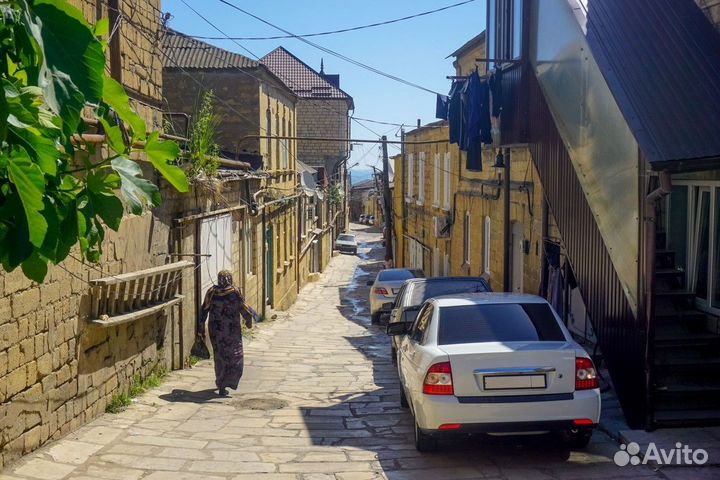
[2, 226, 671, 480]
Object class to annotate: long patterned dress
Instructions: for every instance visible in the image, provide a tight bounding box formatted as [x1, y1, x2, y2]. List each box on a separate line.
[198, 286, 253, 390]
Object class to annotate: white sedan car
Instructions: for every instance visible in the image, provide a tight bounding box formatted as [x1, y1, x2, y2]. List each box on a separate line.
[388, 293, 600, 452]
[367, 268, 424, 324]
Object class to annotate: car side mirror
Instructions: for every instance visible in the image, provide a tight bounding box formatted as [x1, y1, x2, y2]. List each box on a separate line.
[381, 302, 394, 311]
[366, 280, 373, 286]
[386, 322, 411, 336]
[402, 308, 420, 324]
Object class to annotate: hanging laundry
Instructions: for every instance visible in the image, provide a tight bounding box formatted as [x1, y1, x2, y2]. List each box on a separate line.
[461, 71, 481, 151]
[479, 80, 492, 145]
[463, 71, 493, 152]
[466, 141, 483, 171]
[490, 68, 503, 118]
[448, 80, 464, 145]
[435, 93, 449, 120]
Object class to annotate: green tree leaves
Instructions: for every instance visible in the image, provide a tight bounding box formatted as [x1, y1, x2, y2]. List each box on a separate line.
[0, 0, 188, 282]
[145, 132, 189, 192]
[7, 147, 47, 247]
[111, 157, 162, 216]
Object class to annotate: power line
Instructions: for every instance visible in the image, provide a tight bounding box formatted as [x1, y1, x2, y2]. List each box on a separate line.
[214, 0, 444, 96]
[176, 0, 389, 145]
[190, 0, 478, 40]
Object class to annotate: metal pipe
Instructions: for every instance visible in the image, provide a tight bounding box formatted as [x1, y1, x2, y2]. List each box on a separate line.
[503, 149, 512, 291]
[643, 170, 672, 430]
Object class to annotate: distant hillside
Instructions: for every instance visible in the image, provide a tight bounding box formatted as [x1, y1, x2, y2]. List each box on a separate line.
[350, 169, 374, 186]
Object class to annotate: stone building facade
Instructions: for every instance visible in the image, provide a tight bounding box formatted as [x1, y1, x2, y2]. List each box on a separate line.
[0, 0, 201, 467]
[162, 31, 300, 312]
[262, 48, 354, 273]
[398, 122, 545, 293]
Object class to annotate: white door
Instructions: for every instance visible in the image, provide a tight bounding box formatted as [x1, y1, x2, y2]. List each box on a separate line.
[200, 214, 234, 307]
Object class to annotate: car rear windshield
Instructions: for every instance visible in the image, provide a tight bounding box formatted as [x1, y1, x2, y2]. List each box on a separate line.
[337, 235, 355, 242]
[437, 303, 565, 345]
[409, 280, 490, 305]
[378, 269, 416, 281]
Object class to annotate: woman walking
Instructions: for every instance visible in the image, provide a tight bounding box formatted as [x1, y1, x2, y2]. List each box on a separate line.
[197, 270, 256, 396]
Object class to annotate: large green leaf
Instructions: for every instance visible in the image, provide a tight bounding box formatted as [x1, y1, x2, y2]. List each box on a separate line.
[21, 251, 48, 282]
[7, 148, 48, 247]
[103, 76, 146, 141]
[90, 192, 124, 231]
[99, 117, 126, 155]
[9, 125, 59, 175]
[33, 0, 105, 103]
[110, 156, 161, 215]
[144, 132, 188, 192]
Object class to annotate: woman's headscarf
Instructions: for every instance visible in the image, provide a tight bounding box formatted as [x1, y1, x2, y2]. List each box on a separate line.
[217, 270, 233, 289]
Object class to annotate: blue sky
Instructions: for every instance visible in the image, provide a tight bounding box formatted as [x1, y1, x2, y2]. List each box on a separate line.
[163, 0, 486, 175]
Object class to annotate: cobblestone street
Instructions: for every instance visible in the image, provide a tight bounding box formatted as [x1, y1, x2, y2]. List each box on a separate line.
[1, 227, 686, 480]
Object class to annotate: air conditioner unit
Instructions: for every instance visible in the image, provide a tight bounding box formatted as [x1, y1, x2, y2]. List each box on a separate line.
[433, 216, 451, 239]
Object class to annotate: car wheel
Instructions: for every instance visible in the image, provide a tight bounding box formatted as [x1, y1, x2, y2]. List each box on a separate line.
[371, 312, 381, 324]
[560, 428, 593, 449]
[414, 418, 438, 452]
[399, 384, 409, 408]
[353, 249, 357, 255]
[391, 346, 397, 365]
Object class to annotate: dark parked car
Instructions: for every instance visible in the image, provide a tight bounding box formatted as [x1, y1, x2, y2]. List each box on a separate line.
[387, 277, 492, 363]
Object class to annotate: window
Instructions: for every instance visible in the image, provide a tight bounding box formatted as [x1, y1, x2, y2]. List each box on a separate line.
[243, 219, 254, 275]
[410, 304, 434, 344]
[487, 0, 523, 66]
[437, 303, 565, 345]
[409, 279, 491, 305]
[418, 152, 426, 204]
[275, 113, 280, 166]
[433, 153, 441, 207]
[288, 120, 293, 169]
[265, 109, 272, 168]
[407, 153, 414, 201]
[463, 211, 471, 265]
[282, 117, 288, 169]
[443, 152, 451, 210]
[512, 0, 523, 59]
[378, 269, 417, 282]
[484, 216, 491, 274]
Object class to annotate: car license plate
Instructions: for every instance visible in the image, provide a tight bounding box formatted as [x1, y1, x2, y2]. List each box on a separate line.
[483, 374, 546, 390]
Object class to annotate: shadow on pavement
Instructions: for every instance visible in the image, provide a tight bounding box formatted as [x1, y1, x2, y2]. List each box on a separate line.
[158, 388, 222, 404]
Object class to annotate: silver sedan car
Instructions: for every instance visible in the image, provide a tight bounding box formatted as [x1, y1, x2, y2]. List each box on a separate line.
[367, 268, 424, 324]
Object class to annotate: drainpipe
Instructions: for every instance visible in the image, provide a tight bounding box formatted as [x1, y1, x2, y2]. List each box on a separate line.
[502, 149, 512, 291]
[643, 171, 672, 430]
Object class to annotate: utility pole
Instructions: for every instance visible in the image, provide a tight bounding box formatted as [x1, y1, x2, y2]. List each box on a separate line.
[381, 135, 393, 263]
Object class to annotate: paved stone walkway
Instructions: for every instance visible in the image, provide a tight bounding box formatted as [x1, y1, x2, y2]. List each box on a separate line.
[2, 226, 715, 479]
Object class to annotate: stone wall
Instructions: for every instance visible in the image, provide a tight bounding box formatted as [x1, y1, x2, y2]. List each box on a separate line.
[296, 99, 350, 169]
[163, 70, 261, 155]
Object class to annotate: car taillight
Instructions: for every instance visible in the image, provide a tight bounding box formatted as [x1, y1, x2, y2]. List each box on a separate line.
[575, 357, 599, 390]
[373, 287, 389, 295]
[423, 362, 454, 395]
